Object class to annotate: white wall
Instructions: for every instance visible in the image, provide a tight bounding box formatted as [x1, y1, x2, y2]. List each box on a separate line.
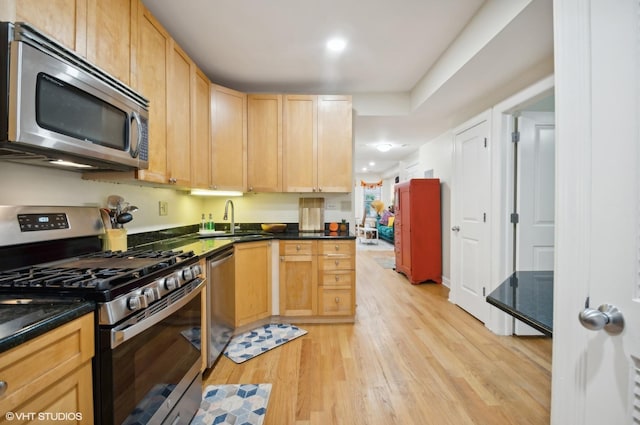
[201, 192, 354, 229]
[0, 162, 355, 234]
[416, 131, 453, 284]
[0, 162, 202, 233]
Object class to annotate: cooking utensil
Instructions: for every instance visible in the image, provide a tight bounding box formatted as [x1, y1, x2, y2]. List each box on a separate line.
[121, 205, 139, 214]
[107, 195, 124, 209]
[115, 212, 133, 225]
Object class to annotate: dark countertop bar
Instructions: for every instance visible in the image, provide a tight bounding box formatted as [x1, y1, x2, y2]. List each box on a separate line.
[486, 270, 553, 336]
[134, 231, 355, 258]
[0, 299, 95, 354]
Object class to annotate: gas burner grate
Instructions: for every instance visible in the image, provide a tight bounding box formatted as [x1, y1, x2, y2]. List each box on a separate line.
[0, 249, 196, 295]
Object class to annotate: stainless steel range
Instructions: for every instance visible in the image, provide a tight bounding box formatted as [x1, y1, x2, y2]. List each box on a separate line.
[0, 206, 204, 425]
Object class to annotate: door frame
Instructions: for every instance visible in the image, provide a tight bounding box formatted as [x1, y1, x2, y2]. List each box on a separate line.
[485, 75, 555, 336]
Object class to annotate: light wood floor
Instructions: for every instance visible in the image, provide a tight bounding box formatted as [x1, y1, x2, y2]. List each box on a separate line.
[203, 250, 552, 425]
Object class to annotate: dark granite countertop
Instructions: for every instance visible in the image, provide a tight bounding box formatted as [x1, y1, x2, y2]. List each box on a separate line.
[0, 298, 95, 354]
[133, 231, 355, 258]
[486, 270, 553, 336]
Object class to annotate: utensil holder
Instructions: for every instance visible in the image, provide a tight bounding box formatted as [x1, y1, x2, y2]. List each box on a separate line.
[101, 229, 127, 252]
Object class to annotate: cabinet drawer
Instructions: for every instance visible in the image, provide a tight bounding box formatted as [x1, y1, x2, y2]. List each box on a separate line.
[318, 288, 353, 316]
[319, 256, 354, 271]
[319, 240, 354, 255]
[280, 241, 316, 256]
[320, 270, 353, 287]
[0, 313, 94, 414]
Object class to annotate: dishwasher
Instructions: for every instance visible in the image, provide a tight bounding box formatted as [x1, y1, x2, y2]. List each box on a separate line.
[206, 245, 235, 368]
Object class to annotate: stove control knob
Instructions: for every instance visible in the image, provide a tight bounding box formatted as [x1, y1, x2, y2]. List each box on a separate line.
[191, 264, 202, 276]
[182, 267, 194, 281]
[164, 276, 177, 291]
[127, 296, 141, 311]
[143, 288, 156, 303]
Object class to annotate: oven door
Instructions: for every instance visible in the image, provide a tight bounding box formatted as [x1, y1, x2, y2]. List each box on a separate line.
[96, 280, 204, 425]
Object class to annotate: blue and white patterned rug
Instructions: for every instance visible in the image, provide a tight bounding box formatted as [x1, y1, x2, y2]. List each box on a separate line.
[190, 384, 272, 425]
[224, 323, 307, 364]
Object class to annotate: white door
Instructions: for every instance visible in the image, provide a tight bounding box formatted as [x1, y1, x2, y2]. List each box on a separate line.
[552, 0, 640, 423]
[451, 115, 490, 322]
[515, 111, 555, 335]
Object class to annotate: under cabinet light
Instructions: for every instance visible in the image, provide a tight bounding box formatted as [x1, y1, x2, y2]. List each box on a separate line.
[190, 189, 243, 197]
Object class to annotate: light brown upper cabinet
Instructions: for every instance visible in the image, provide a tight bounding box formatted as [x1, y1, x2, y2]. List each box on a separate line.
[283, 95, 318, 192]
[131, 2, 170, 184]
[86, 0, 135, 86]
[210, 85, 247, 192]
[283, 95, 353, 193]
[317, 95, 353, 193]
[14, 0, 88, 56]
[165, 40, 192, 187]
[247, 94, 283, 192]
[191, 69, 212, 189]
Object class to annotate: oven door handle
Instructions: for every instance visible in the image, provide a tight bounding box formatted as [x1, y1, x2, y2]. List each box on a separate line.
[111, 279, 204, 349]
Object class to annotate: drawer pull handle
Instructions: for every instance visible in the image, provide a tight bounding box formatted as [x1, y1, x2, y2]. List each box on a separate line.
[0, 381, 7, 397]
[335, 245, 339, 251]
[335, 275, 340, 281]
[296, 245, 301, 251]
[335, 297, 340, 304]
[335, 260, 339, 266]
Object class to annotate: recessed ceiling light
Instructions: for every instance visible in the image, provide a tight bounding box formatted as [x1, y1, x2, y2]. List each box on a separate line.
[369, 161, 375, 166]
[362, 167, 368, 172]
[376, 143, 393, 152]
[326, 37, 347, 52]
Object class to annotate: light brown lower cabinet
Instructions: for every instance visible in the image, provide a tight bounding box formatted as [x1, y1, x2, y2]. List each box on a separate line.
[0, 313, 94, 424]
[279, 240, 355, 319]
[234, 241, 272, 327]
[317, 240, 355, 316]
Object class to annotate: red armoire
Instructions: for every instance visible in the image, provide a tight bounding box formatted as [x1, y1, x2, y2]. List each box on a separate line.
[394, 178, 442, 284]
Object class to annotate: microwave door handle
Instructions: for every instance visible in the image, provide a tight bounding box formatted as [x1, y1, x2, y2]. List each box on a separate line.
[129, 111, 142, 158]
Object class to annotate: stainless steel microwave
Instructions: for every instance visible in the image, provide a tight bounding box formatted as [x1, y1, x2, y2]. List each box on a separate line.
[0, 22, 149, 171]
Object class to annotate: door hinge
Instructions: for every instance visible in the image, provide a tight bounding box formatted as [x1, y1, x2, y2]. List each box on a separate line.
[512, 131, 520, 143]
[483, 212, 487, 223]
[484, 137, 487, 148]
[510, 213, 519, 224]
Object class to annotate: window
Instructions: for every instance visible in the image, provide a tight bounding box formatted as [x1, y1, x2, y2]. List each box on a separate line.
[363, 186, 381, 217]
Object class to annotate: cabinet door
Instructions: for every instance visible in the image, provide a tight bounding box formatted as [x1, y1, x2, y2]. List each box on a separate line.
[235, 241, 271, 327]
[283, 95, 317, 192]
[279, 254, 317, 316]
[398, 186, 412, 273]
[166, 40, 192, 187]
[247, 94, 282, 192]
[211, 85, 247, 191]
[86, 0, 134, 85]
[317, 95, 353, 192]
[279, 241, 317, 316]
[15, 0, 88, 56]
[191, 69, 211, 189]
[133, 4, 169, 184]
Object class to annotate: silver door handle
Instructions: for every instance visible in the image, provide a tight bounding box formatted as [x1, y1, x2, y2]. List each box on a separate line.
[451, 226, 460, 232]
[578, 303, 624, 335]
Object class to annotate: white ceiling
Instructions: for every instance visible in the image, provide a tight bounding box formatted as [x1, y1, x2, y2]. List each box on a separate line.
[141, 0, 554, 176]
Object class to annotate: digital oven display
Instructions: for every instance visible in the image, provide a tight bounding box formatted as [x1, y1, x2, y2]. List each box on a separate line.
[17, 213, 70, 231]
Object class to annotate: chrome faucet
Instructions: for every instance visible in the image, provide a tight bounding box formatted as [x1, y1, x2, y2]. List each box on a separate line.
[223, 199, 235, 234]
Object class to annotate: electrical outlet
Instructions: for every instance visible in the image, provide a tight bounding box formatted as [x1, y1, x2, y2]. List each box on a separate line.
[325, 202, 338, 210]
[159, 201, 168, 216]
